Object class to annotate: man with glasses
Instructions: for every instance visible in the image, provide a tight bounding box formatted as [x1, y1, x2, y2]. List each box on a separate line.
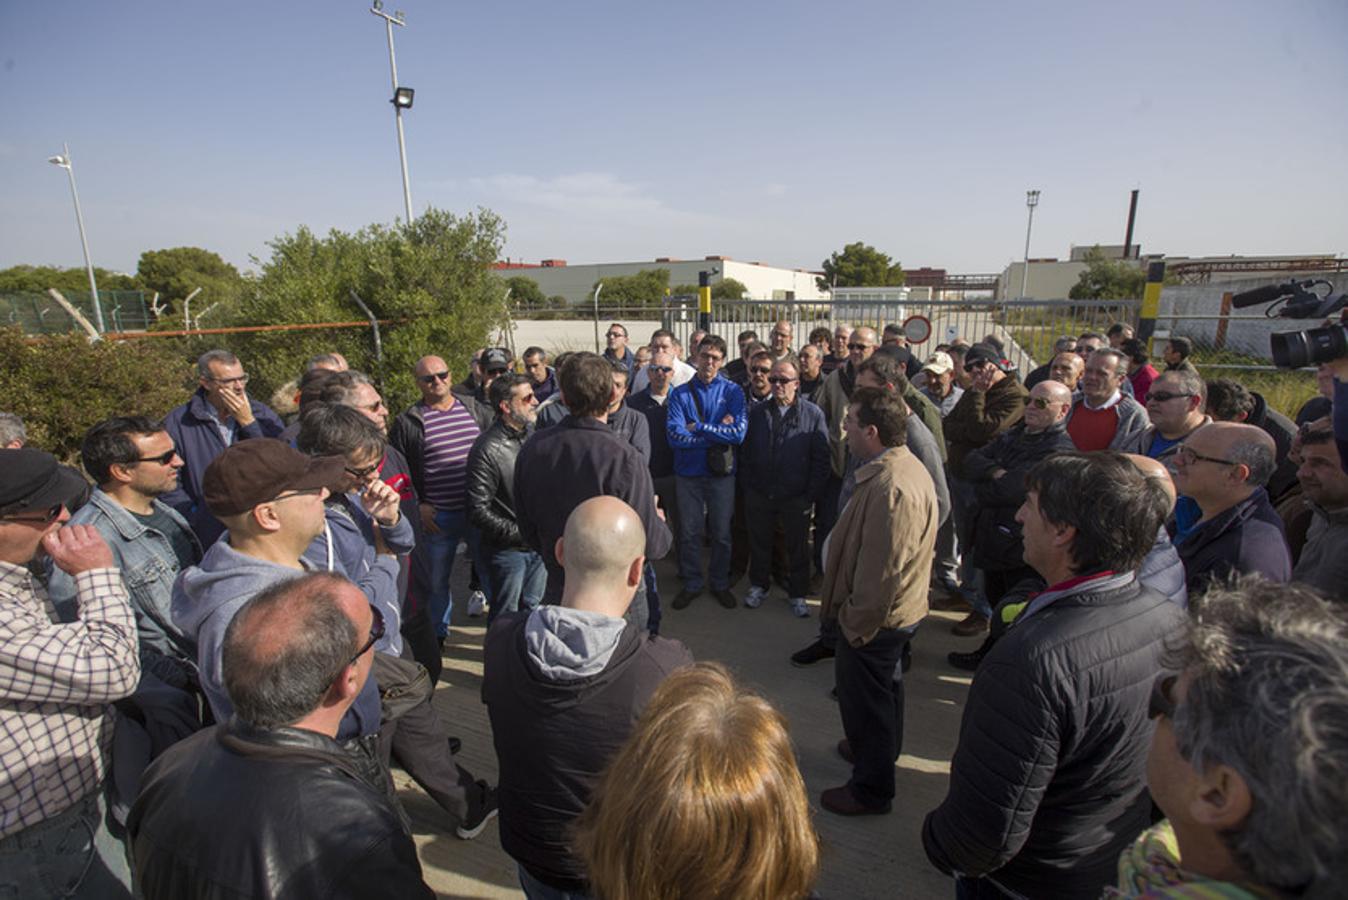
[1120, 578, 1347, 899]
[629, 349, 681, 557]
[48, 417, 200, 691]
[667, 335, 748, 610]
[767, 319, 798, 370]
[131, 573, 436, 899]
[743, 348, 775, 406]
[602, 322, 635, 375]
[163, 349, 286, 548]
[1065, 348, 1150, 452]
[739, 359, 829, 617]
[628, 329, 695, 394]
[924, 452, 1185, 899]
[389, 355, 492, 641]
[1170, 422, 1291, 596]
[1121, 368, 1210, 540]
[0, 447, 140, 899]
[299, 405, 498, 841]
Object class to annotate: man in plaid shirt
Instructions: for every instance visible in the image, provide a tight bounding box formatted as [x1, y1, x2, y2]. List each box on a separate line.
[0, 448, 140, 897]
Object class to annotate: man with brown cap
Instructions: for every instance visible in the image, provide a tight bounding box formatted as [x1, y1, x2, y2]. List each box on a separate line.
[0, 448, 140, 897]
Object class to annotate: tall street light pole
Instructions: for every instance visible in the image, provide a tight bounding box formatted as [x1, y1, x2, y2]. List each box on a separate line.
[47, 144, 104, 334]
[371, 1, 414, 224]
[1020, 189, 1040, 300]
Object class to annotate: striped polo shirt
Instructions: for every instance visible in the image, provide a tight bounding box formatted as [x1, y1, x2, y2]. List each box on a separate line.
[421, 401, 481, 511]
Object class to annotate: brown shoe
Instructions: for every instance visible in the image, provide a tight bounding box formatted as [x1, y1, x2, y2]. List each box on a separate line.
[836, 739, 855, 765]
[951, 611, 990, 637]
[820, 785, 891, 816]
[929, 583, 973, 613]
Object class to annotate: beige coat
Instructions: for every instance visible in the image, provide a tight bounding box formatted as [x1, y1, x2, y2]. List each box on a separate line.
[820, 445, 939, 646]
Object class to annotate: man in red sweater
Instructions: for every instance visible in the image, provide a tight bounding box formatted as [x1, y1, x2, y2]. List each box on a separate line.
[1065, 349, 1150, 452]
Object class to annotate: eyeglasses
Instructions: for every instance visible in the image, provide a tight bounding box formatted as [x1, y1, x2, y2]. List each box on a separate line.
[847, 342, 872, 351]
[1027, 397, 1058, 409]
[750, 366, 772, 375]
[651, 365, 674, 374]
[0, 503, 64, 524]
[345, 461, 381, 479]
[136, 449, 179, 465]
[768, 376, 797, 385]
[1175, 445, 1238, 467]
[349, 605, 386, 666]
[700, 354, 725, 364]
[605, 331, 626, 339]
[1148, 674, 1177, 720]
[419, 371, 450, 385]
[208, 373, 249, 386]
[1147, 391, 1193, 404]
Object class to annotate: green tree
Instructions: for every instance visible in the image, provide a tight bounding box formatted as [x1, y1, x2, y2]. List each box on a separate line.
[671, 277, 749, 300]
[0, 264, 140, 294]
[592, 268, 670, 312]
[505, 275, 547, 311]
[817, 242, 905, 291]
[1068, 246, 1147, 300]
[227, 206, 509, 412]
[137, 247, 245, 321]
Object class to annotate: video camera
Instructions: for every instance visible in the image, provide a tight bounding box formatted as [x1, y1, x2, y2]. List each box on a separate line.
[1231, 279, 1348, 368]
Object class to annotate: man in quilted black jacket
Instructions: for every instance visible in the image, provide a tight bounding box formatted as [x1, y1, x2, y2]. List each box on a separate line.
[923, 452, 1186, 900]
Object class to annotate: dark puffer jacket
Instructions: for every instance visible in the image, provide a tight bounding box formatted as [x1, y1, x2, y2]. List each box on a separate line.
[964, 421, 1076, 571]
[922, 575, 1186, 900]
[1175, 488, 1291, 598]
[129, 719, 433, 900]
[466, 418, 531, 551]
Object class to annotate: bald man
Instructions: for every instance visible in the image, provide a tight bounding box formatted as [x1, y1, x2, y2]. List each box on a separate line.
[483, 497, 692, 897]
[1170, 422, 1291, 596]
[1123, 454, 1187, 607]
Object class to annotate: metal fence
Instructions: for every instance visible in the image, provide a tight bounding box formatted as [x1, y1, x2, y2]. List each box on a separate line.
[2, 290, 153, 334]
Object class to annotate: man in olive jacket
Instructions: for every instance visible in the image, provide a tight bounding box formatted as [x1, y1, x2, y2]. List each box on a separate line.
[818, 387, 938, 817]
[923, 452, 1185, 899]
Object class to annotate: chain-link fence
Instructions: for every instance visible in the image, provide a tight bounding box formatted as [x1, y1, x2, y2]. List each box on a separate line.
[1, 290, 154, 334]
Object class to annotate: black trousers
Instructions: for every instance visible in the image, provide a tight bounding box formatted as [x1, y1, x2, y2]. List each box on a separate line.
[835, 626, 914, 808]
[744, 488, 812, 598]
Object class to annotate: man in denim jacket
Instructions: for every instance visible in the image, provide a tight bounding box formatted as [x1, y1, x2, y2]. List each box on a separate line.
[49, 417, 200, 689]
[666, 335, 748, 610]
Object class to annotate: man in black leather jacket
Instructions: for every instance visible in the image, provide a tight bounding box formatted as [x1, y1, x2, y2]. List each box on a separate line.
[466, 374, 546, 623]
[923, 452, 1186, 900]
[129, 573, 434, 900]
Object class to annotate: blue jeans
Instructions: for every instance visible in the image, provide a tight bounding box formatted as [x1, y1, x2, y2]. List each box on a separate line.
[675, 474, 736, 592]
[426, 508, 482, 637]
[518, 864, 593, 900]
[485, 548, 546, 624]
[0, 788, 133, 898]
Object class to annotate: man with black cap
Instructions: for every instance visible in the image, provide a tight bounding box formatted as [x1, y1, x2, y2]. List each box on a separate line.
[0, 448, 140, 898]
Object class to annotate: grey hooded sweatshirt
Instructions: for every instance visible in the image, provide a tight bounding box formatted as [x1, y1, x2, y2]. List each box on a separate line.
[171, 539, 380, 740]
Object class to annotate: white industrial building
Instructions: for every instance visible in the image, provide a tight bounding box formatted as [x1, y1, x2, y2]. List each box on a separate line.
[493, 256, 827, 306]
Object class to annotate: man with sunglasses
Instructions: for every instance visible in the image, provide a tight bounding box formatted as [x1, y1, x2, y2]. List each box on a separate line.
[602, 322, 635, 376]
[924, 452, 1185, 899]
[1170, 422, 1291, 597]
[48, 417, 200, 692]
[1120, 578, 1347, 899]
[0, 448, 140, 898]
[742, 348, 776, 406]
[389, 355, 492, 641]
[131, 573, 436, 900]
[629, 349, 682, 557]
[162, 349, 286, 549]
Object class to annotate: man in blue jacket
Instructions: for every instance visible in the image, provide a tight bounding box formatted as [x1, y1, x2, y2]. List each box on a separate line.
[666, 334, 748, 610]
[739, 358, 829, 617]
[162, 349, 285, 548]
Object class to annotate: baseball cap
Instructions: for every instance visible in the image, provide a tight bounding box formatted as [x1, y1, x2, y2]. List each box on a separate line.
[963, 343, 1006, 371]
[482, 348, 511, 373]
[203, 439, 345, 517]
[921, 351, 954, 376]
[0, 448, 88, 516]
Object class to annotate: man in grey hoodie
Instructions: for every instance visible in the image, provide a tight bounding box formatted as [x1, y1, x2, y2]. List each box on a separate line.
[484, 497, 692, 898]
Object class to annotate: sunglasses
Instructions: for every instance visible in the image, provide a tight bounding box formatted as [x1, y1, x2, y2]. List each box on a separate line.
[650, 365, 674, 374]
[0, 503, 64, 524]
[605, 332, 626, 339]
[349, 605, 386, 666]
[1148, 674, 1177, 720]
[750, 366, 772, 375]
[419, 371, 450, 385]
[136, 449, 179, 465]
[1147, 391, 1193, 404]
[847, 342, 872, 351]
[1027, 397, 1057, 409]
[768, 376, 796, 385]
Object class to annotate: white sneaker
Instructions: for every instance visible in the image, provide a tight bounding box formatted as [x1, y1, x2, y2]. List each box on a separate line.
[743, 586, 767, 608]
[466, 590, 487, 618]
[790, 597, 810, 618]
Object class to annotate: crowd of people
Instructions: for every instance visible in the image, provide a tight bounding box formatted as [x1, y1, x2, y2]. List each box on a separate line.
[0, 317, 1345, 900]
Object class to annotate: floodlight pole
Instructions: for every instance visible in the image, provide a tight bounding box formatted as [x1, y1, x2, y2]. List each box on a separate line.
[371, 4, 414, 224]
[1021, 189, 1040, 300]
[48, 144, 104, 334]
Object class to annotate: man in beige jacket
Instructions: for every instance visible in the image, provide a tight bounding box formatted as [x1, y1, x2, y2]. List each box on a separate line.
[819, 387, 939, 817]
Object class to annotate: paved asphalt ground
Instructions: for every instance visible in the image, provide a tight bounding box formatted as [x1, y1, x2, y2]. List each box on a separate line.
[400, 551, 978, 899]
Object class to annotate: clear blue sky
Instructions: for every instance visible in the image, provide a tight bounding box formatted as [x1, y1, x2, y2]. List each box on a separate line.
[2, 0, 1345, 278]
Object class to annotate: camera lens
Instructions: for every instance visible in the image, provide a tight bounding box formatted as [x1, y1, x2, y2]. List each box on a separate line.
[1271, 325, 1348, 368]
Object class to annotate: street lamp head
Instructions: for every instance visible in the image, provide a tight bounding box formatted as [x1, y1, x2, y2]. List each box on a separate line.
[392, 86, 415, 108]
[1026, 189, 1041, 208]
[48, 155, 70, 168]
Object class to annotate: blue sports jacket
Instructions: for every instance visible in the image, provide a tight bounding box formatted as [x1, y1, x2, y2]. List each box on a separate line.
[666, 374, 748, 477]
